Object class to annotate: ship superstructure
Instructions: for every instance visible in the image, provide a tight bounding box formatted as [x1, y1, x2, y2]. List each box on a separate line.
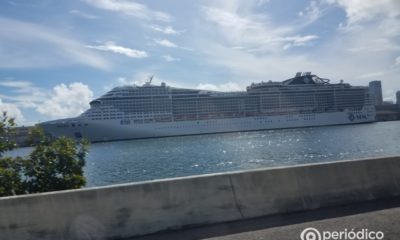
[40, 72, 375, 142]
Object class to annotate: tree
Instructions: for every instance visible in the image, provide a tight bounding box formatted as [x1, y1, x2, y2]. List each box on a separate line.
[0, 112, 23, 196]
[24, 129, 88, 193]
[0, 112, 89, 197]
[0, 156, 24, 196]
[0, 111, 17, 156]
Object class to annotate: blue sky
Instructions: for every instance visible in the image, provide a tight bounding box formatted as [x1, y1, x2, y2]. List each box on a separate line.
[0, 0, 399, 125]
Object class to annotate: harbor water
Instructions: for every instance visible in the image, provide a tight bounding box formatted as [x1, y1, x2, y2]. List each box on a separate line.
[8, 121, 400, 187]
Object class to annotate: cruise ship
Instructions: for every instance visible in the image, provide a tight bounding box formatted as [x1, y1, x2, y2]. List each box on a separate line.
[40, 72, 376, 142]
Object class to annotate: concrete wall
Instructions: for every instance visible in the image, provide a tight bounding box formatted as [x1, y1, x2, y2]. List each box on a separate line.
[1, 156, 400, 240]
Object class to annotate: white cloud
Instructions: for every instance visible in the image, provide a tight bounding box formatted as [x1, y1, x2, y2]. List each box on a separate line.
[116, 77, 131, 85]
[69, 9, 99, 19]
[196, 1, 320, 79]
[281, 35, 319, 50]
[0, 98, 25, 125]
[83, 0, 171, 22]
[198, 40, 315, 80]
[347, 38, 400, 53]
[0, 80, 46, 108]
[201, 6, 319, 53]
[113, 73, 242, 92]
[286, 35, 320, 46]
[325, 0, 400, 25]
[0, 81, 32, 88]
[0, 17, 110, 70]
[149, 25, 183, 35]
[325, 0, 400, 94]
[163, 55, 180, 62]
[196, 83, 219, 91]
[356, 71, 386, 79]
[256, 0, 270, 7]
[36, 83, 93, 119]
[395, 56, 400, 65]
[153, 39, 193, 51]
[153, 39, 178, 48]
[196, 82, 242, 92]
[1, 80, 103, 121]
[87, 42, 148, 58]
[195, 0, 400, 102]
[112, 72, 187, 90]
[103, 74, 159, 90]
[117, 73, 158, 86]
[297, 0, 333, 27]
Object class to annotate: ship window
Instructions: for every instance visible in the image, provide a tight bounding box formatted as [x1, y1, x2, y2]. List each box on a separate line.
[120, 119, 131, 125]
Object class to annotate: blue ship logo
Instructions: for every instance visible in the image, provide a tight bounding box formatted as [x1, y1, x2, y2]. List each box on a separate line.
[348, 113, 355, 122]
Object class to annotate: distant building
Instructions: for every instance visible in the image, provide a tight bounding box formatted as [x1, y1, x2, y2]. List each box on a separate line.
[397, 91, 400, 106]
[369, 81, 383, 105]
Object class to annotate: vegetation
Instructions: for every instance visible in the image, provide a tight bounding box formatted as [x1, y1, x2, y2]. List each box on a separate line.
[0, 112, 89, 197]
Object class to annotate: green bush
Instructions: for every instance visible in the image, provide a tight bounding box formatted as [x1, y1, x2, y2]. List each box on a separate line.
[0, 157, 24, 196]
[0, 112, 89, 197]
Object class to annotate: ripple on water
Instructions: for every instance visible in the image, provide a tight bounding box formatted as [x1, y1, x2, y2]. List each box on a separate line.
[5, 121, 400, 187]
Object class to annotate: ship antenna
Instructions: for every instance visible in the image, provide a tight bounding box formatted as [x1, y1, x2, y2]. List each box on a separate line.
[149, 75, 154, 84]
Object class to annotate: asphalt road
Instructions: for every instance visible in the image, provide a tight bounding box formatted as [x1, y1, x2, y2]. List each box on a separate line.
[130, 198, 400, 240]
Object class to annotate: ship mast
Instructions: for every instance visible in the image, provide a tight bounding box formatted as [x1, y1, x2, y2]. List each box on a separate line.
[145, 75, 154, 86]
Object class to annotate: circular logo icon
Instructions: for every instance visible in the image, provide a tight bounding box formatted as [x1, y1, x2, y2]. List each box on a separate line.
[301, 227, 321, 240]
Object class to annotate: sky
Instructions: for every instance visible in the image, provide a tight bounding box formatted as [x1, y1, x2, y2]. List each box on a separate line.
[0, 0, 399, 125]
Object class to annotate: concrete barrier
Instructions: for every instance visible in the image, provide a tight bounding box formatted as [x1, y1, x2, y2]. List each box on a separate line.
[231, 157, 400, 219]
[1, 156, 400, 240]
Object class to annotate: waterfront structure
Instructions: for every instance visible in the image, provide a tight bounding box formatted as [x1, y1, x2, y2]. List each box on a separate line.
[12, 127, 33, 147]
[40, 72, 376, 142]
[369, 81, 383, 105]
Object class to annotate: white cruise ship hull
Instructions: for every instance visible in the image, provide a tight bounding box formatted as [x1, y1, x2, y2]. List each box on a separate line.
[41, 106, 375, 142]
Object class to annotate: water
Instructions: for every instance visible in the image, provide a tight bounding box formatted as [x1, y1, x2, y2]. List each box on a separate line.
[7, 121, 400, 187]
